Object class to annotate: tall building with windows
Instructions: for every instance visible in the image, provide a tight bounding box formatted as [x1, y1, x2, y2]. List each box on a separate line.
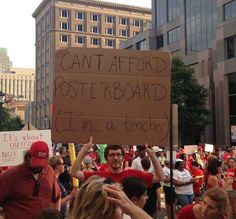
[32, 0, 151, 129]
[0, 48, 12, 73]
[122, 0, 236, 146]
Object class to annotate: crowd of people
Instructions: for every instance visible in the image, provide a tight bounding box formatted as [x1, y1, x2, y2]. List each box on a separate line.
[0, 138, 236, 219]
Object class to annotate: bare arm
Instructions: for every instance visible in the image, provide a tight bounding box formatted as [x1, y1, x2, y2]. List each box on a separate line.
[146, 144, 164, 182]
[70, 137, 93, 182]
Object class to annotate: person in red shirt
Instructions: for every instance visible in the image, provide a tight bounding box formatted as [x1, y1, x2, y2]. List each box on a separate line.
[0, 141, 61, 219]
[191, 161, 204, 202]
[225, 157, 236, 218]
[177, 187, 229, 219]
[70, 137, 164, 187]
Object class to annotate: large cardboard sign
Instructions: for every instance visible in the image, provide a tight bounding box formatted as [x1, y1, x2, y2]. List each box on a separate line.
[52, 48, 171, 145]
[184, 145, 198, 155]
[0, 130, 52, 166]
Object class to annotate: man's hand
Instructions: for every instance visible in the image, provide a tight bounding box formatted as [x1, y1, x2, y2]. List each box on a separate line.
[145, 143, 155, 157]
[82, 136, 93, 152]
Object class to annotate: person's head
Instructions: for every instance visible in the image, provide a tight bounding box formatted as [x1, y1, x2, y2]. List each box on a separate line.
[72, 176, 122, 219]
[199, 188, 229, 219]
[227, 157, 236, 169]
[137, 146, 146, 158]
[58, 146, 67, 158]
[122, 177, 148, 209]
[207, 158, 222, 175]
[175, 159, 184, 171]
[48, 155, 64, 175]
[179, 153, 187, 161]
[24, 141, 49, 174]
[38, 208, 61, 219]
[141, 157, 151, 171]
[104, 145, 125, 171]
[191, 161, 200, 169]
[83, 155, 92, 167]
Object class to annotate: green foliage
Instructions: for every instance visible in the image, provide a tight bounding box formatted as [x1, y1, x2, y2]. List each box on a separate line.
[0, 107, 24, 131]
[171, 57, 209, 145]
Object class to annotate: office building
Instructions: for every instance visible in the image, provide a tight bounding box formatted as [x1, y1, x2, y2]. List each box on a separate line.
[32, 0, 151, 129]
[122, 0, 236, 146]
[0, 48, 12, 73]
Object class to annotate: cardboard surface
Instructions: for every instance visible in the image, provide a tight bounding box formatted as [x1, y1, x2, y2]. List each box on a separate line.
[52, 48, 171, 146]
[0, 130, 52, 166]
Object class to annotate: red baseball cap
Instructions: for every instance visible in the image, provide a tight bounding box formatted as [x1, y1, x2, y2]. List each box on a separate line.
[29, 141, 49, 167]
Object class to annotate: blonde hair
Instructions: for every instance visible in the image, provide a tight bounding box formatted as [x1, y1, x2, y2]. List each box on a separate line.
[71, 177, 119, 219]
[48, 155, 62, 170]
[204, 188, 230, 215]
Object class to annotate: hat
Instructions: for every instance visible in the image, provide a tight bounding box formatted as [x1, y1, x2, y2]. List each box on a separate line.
[175, 158, 184, 163]
[153, 146, 162, 153]
[29, 141, 49, 167]
[83, 156, 92, 165]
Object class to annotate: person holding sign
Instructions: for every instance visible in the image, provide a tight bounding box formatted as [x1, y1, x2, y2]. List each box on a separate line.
[70, 137, 164, 187]
[0, 141, 61, 219]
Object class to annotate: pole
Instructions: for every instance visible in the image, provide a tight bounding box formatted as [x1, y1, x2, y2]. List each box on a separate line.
[170, 104, 174, 219]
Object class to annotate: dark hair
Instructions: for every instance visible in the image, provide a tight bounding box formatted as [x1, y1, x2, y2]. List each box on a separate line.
[191, 161, 200, 167]
[207, 158, 222, 175]
[179, 153, 186, 160]
[141, 157, 151, 170]
[175, 161, 183, 169]
[104, 145, 125, 160]
[122, 177, 147, 199]
[38, 208, 61, 219]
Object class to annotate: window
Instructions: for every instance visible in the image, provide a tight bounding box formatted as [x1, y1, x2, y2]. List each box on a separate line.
[226, 36, 236, 59]
[136, 40, 147, 50]
[133, 31, 140, 36]
[106, 28, 114, 35]
[119, 18, 128, 25]
[75, 36, 85, 44]
[76, 24, 85, 32]
[60, 35, 69, 42]
[133, 19, 141, 27]
[60, 9, 69, 18]
[91, 38, 100, 45]
[105, 39, 115, 47]
[156, 34, 164, 49]
[75, 12, 85, 20]
[167, 27, 180, 44]
[91, 14, 100, 21]
[224, 1, 236, 21]
[120, 29, 128, 36]
[91, 26, 100, 33]
[60, 22, 70, 30]
[106, 16, 114, 23]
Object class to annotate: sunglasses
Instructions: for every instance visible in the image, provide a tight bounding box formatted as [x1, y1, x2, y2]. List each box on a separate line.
[33, 179, 40, 196]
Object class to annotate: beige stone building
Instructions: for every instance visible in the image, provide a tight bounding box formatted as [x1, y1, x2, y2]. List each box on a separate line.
[122, 0, 236, 146]
[32, 0, 151, 129]
[0, 67, 35, 102]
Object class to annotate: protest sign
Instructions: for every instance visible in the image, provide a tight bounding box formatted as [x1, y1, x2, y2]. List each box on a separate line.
[52, 48, 171, 146]
[184, 145, 198, 155]
[205, 143, 214, 152]
[0, 130, 52, 166]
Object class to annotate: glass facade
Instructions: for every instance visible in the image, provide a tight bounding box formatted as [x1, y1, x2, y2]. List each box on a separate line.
[186, 0, 217, 51]
[168, 0, 181, 22]
[156, 0, 167, 27]
[224, 0, 236, 21]
[228, 73, 236, 143]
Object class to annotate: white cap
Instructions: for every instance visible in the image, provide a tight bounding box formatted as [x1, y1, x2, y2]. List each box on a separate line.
[175, 158, 184, 162]
[153, 146, 162, 153]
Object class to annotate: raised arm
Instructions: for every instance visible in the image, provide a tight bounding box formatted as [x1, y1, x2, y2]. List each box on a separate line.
[70, 137, 93, 182]
[145, 144, 165, 182]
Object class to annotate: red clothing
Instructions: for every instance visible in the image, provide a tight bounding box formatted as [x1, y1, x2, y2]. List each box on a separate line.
[0, 164, 61, 219]
[178, 204, 196, 219]
[84, 169, 154, 187]
[225, 168, 236, 190]
[191, 168, 204, 195]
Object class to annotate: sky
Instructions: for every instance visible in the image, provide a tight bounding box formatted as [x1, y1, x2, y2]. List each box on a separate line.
[0, 0, 151, 69]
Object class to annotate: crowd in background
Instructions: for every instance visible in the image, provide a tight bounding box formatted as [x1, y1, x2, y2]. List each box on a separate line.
[0, 141, 236, 219]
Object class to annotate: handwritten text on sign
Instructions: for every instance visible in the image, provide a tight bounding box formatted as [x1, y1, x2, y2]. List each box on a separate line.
[0, 130, 52, 166]
[52, 48, 171, 145]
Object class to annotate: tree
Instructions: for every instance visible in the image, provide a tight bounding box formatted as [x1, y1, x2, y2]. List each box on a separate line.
[0, 107, 24, 131]
[171, 57, 209, 145]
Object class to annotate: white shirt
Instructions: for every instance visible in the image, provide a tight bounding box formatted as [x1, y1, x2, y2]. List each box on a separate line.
[131, 157, 153, 173]
[173, 169, 193, 195]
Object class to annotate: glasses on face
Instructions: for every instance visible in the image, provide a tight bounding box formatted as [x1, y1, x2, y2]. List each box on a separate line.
[33, 179, 40, 196]
[108, 153, 123, 158]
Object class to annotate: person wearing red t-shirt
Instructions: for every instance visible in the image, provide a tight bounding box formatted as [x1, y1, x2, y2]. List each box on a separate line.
[225, 157, 236, 218]
[178, 187, 229, 219]
[70, 137, 164, 187]
[191, 161, 204, 202]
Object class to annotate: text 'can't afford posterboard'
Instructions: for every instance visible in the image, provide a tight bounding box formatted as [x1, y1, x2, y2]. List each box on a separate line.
[52, 48, 171, 146]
